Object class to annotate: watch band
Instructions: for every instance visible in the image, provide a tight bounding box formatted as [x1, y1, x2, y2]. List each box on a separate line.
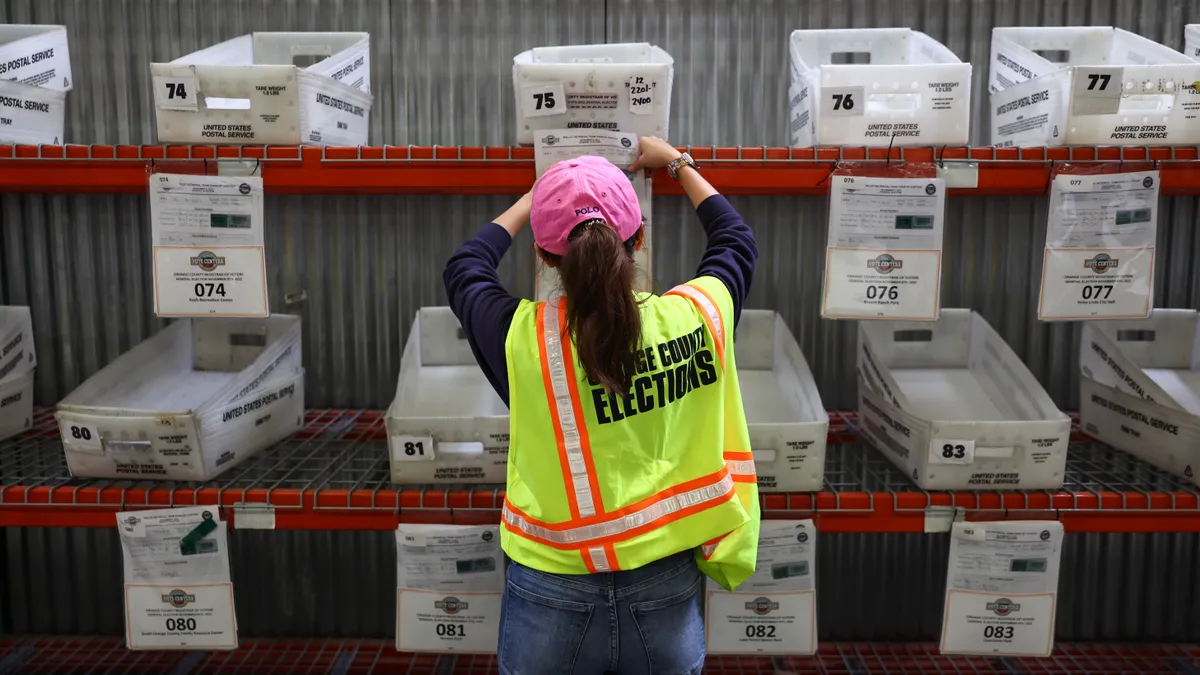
[667, 152, 695, 181]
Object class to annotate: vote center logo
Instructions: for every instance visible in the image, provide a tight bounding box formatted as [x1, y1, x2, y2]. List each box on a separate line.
[162, 589, 197, 608]
[985, 598, 1020, 616]
[868, 254, 903, 274]
[435, 597, 468, 615]
[1083, 253, 1118, 274]
[745, 596, 780, 615]
[189, 251, 227, 271]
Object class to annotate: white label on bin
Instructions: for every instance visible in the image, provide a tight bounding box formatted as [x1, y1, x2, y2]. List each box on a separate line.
[521, 82, 566, 118]
[821, 86, 865, 118]
[150, 174, 268, 318]
[125, 582, 238, 650]
[392, 435, 436, 461]
[706, 591, 816, 654]
[61, 421, 103, 454]
[396, 589, 501, 653]
[939, 521, 1062, 656]
[1072, 67, 1123, 116]
[929, 439, 975, 465]
[628, 76, 655, 115]
[153, 74, 200, 112]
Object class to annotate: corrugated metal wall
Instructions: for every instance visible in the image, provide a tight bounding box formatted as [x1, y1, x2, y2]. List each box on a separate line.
[5, 527, 1199, 641]
[3, 0, 1200, 642]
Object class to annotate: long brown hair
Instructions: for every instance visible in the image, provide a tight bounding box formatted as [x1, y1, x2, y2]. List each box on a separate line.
[541, 220, 644, 395]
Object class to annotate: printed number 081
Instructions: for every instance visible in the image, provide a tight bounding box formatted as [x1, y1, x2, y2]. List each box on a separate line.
[404, 441, 425, 457]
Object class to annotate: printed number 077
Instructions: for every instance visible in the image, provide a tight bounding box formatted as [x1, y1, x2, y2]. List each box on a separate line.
[1086, 74, 1111, 91]
[165, 82, 189, 100]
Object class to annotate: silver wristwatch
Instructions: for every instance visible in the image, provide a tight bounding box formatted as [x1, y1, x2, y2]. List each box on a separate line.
[666, 152, 696, 181]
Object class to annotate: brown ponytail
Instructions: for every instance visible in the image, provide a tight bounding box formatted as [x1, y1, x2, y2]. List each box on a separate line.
[541, 220, 644, 396]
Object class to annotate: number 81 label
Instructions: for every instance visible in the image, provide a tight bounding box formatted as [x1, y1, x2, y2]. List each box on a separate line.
[391, 435, 436, 462]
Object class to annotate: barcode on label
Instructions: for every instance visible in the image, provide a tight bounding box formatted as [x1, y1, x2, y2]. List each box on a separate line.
[210, 214, 251, 229]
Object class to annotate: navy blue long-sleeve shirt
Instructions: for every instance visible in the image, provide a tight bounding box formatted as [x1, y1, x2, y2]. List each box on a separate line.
[443, 194, 757, 407]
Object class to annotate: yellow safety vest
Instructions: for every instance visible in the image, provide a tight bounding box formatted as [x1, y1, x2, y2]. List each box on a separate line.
[502, 276, 760, 591]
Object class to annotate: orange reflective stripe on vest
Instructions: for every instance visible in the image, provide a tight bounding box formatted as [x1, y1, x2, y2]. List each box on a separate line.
[512, 297, 752, 573]
[664, 283, 726, 368]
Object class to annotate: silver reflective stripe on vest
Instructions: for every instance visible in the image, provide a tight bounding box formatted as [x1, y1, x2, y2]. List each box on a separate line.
[502, 473, 735, 545]
[588, 547, 611, 572]
[725, 459, 756, 477]
[669, 284, 724, 350]
[542, 299, 597, 518]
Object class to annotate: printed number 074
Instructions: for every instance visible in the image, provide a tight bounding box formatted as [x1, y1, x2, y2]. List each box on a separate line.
[165, 82, 189, 100]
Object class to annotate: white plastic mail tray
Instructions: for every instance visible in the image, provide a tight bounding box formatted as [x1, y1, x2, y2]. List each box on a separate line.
[989, 26, 1200, 146]
[736, 310, 828, 492]
[513, 43, 673, 145]
[857, 309, 1070, 490]
[0, 24, 71, 145]
[386, 307, 827, 491]
[788, 28, 972, 147]
[387, 308, 510, 485]
[0, 306, 37, 441]
[1080, 310, 1200, 487]
[56, 315, 304, 481]
[151, 32, 373, 145]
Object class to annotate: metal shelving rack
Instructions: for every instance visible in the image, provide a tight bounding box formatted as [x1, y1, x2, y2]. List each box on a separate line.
[2, 408, 1197, 533]
[1, 144, 1200, 195]
[0, 636, 1195, 674]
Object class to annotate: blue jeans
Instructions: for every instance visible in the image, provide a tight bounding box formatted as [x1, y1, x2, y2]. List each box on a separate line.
[498, 550, 705, 675]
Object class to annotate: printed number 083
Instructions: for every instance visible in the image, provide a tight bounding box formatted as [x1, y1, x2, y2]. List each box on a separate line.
[942, 443, 966, 459]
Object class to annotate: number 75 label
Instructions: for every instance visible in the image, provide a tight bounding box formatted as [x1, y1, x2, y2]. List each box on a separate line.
[521, 82, 566, 119]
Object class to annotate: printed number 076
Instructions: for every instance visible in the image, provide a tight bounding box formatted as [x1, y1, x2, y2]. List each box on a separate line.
[832, 93, 854, 110]
[165, 82, 189, 100]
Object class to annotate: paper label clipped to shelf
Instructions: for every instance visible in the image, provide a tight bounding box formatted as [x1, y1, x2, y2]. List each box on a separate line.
[150, 173, 268, 318]
[822, 175, 945, 321]
[706, 520, 817, 655]
[1038, 171, 1158, 321]
[395, 524, 503, 654]
[117, 506, 237, 650]
[939, 520, 1063, 657]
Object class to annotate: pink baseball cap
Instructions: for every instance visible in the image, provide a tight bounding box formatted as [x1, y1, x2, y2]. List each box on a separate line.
[530, 155, 642, 256]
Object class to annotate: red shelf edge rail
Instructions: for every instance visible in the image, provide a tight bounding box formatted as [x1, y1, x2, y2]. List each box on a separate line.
[2, 145, 1200, 195]
[1, 484, 1197, 533]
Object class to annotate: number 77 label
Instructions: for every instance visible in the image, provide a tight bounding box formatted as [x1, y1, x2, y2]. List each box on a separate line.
[1037, 247, 1154, 320]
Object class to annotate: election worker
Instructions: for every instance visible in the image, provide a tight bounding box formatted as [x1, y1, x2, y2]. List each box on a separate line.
[444, 136, 760, 675]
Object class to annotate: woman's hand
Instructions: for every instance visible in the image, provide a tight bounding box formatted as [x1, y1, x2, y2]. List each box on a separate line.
[628, 136, 682, 172]
[494, 190, 534, 238]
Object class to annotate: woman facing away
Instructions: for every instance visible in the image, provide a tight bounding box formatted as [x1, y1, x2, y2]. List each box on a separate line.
[444, 136, 761, 675]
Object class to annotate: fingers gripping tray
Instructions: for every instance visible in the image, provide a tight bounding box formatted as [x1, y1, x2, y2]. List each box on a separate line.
[386, 309, 510, 485]
[736, 311, 828, 492]
[857, 310, 1070, 490]
[56, 316, 304, 481]
[989, 27, 1200, 147]
[0, 307, 37, 442]
[1080, 310, 1200, 487]
[0, 25, 71, 145]
[151, 32, 372, 145]
[512, 43, 673, 145]
[787, 28, 972, 147]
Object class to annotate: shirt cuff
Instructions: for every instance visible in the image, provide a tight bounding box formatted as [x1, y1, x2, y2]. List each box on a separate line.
[479, 222, 515, 257]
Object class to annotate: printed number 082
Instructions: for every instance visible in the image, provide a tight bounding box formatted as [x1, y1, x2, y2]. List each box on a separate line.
[165, 82, 189, 100]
